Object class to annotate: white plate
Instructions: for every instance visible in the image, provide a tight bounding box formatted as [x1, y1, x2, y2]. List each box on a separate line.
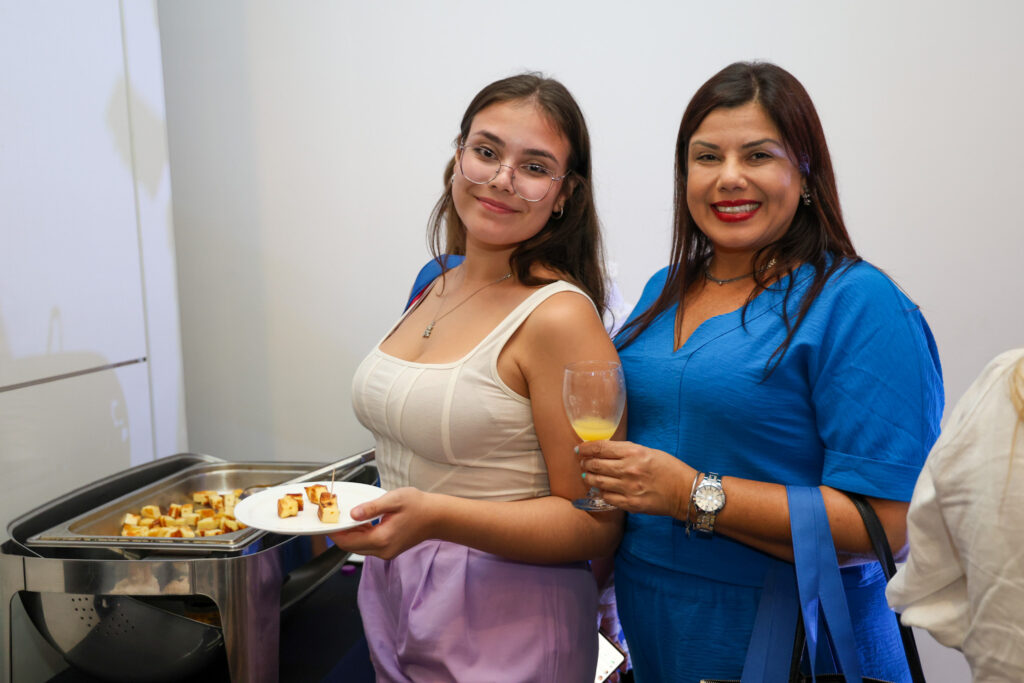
[233, 481, 386, 535]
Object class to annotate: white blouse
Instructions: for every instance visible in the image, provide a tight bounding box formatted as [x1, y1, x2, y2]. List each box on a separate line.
[887, 348, 1024, 682]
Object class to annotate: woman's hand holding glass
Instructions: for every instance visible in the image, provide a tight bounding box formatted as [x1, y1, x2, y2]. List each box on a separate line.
[576, 440, 695, 519]
[563, 360, 626, 511]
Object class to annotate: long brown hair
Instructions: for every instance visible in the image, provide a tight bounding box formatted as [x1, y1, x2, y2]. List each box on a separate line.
[426, 73, 607, 314]
[617, 62, 858, 370]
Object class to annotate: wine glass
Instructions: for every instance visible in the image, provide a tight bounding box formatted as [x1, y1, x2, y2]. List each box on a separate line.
[563, 360, 625, 511]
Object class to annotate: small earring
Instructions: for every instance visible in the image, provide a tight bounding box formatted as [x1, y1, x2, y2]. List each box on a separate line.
[553, 206, 564, 219]
[801, 187, 812, 206]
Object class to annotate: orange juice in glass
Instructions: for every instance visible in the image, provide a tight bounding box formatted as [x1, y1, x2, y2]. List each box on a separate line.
[563, 360, 625, 511]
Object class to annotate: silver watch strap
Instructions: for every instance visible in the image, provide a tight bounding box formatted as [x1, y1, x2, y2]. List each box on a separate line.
[692, 472, 724, 538]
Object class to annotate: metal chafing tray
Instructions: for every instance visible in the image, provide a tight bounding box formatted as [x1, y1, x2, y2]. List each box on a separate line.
[2, 450, 377, 682]
[25, 458, 368, 552]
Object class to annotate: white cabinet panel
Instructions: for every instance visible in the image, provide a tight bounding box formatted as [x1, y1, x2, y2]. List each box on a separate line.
[0, 2, 147, 388]
[121, 0, 189, 458]
[0, 362, 153, 542]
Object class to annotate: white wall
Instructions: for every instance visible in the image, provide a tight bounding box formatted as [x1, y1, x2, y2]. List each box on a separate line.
[0, 0, 184, 526]
[120, 0, 188, 460]
[1, 1, 183, 678]
[158, 2, 1024, 679]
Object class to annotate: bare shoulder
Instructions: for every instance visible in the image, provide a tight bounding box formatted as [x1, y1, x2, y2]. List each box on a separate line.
[523, 288, 603, 336]
[513, 286, 615, 370]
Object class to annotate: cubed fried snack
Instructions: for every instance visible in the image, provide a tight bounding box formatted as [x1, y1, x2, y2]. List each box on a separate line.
[233, 488, 243, 497]
[305, 484, 327, 504]
[200, 529, 224, 537]
[121, 525, 146, 537]
[181, 513, 200, 527]
[160, 515, 187, 527]
[277, 496, 299, 518]
[208, 493, 224, 511]
[138, 517, 157, 528]
[193, 491, 213, 505]
[181, 503, 194, 515]
[140, 505, 161, 518]
[221, 518, 240, 532]
[196, 517, 218, 531]
[286, 493, 304, 511]
[223, 492, 238, 516]
[317, 502, 340, 523]
[317, 492, 340, 524]
[122, 513, 140, 526]
[198, 508, 216, 519]
[168, 503, 183, 518]
[315, 491, 339, 524]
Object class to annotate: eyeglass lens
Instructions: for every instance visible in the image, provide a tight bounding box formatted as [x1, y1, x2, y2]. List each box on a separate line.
[459, 146, 558, 202]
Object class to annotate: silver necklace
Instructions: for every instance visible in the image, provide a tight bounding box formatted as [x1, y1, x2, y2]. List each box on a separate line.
[422, 272, 513, 338]
[704, 258, 777, 286]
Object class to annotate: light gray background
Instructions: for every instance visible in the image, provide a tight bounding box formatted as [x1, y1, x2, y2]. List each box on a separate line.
[159, 1, 1024, 468]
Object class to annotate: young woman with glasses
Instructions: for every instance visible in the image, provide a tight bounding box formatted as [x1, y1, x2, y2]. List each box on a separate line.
[330, 73, 623, 682]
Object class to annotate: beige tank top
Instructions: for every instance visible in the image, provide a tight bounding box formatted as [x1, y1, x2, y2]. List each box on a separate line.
[351, 280, 592, 501]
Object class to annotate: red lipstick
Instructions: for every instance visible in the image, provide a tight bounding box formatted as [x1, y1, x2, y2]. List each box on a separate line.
[711, 199, 760, 223]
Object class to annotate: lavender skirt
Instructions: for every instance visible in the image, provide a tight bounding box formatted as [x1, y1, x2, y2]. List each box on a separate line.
[357, 540, 599, 682]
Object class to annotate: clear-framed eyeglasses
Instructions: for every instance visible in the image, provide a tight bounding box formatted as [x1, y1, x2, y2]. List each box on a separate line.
[457, 144, 570, 203]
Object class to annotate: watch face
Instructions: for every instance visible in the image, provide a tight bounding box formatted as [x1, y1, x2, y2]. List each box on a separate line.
[694, 484, 725, 513]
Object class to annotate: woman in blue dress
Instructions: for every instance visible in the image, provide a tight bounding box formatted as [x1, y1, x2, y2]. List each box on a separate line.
[577, 62, 944, 682]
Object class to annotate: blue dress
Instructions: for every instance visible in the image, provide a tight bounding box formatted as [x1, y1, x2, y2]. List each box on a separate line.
[614, 260, 943, 683]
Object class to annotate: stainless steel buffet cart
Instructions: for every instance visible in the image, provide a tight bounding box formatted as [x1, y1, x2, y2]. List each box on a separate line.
[1, 449, 377, 682]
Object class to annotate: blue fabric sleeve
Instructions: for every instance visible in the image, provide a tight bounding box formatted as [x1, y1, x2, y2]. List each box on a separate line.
[405, 255, 464, 310]
[809, 264, 944, 500]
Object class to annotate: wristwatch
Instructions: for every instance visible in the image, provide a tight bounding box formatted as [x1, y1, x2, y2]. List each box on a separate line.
[692, 472, 725, 538]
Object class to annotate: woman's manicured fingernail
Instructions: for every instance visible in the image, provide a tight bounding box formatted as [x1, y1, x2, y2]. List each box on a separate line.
[581, 472, 587, 480]
[574, 445, 579, 455]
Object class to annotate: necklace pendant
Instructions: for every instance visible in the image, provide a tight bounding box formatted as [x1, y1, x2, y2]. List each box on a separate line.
[422, 321, 435, 338]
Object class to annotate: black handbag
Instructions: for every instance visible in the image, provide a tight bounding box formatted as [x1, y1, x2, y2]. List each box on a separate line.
[700, 487, 925, 683]
[843, 492, 926, 683]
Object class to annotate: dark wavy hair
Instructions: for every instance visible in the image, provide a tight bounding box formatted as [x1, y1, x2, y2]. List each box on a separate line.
[427, 73, 607, 315]
[617, 61, 859, 370]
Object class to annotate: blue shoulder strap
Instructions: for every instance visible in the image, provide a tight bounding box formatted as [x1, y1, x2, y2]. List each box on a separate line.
[405, 255, 465, 310]
[741, 487, 865, 683]
[741, 560, 800, 683]
[788, 486, 864, 682]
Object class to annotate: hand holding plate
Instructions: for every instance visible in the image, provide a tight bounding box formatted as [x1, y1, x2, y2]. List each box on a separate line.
[328, 487, 440, 561]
